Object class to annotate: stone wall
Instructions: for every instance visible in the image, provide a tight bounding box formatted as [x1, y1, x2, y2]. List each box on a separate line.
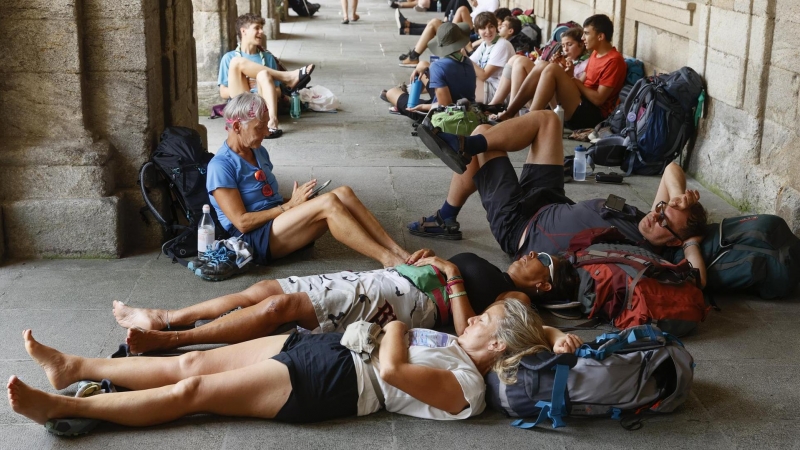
[509, 0, 800, 234]
[0, 0, 200, 260]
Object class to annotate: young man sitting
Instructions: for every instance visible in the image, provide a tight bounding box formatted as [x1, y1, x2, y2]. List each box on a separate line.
[218, 13, 315, 138]
[495, 14, 626, 129]
[468, 12, 515, 102]
[383, 23, 476, 118]
[410, 111, 709, 287]
[498, 15, 532, 53]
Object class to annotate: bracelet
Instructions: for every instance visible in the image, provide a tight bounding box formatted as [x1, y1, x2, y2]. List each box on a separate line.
[682, 241, 699, 250]
[280, 204, 286, 213]
[449, 291, 468, 299]
[446, 279, 464, 288]
[446, 275, 463, 283]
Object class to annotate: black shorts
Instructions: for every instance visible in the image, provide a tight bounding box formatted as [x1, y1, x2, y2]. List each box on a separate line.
[473, 158, 571, 255]
[272, 332, 359, 423]
[565, 95, 604, 130]
[396, 92, 432, 119]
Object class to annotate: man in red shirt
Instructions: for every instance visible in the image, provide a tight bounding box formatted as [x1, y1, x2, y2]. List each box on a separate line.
[498, 14, 626, 129]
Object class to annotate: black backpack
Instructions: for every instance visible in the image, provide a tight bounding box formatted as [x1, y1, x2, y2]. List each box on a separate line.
[288, 0, 319, 16]
[139, 127, 228, 265]
[589, 67, 705, 176]
[673, 214, 800, 299]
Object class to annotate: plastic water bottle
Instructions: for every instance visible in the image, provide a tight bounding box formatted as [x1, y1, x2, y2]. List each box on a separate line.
[198, 205, 215, 253]
[573, 146, 587, 182]
[407, 77, 424, 108]
[554, 104, 564, 129]
[290, 92, 301, 119]
[437, 0, 442, 12]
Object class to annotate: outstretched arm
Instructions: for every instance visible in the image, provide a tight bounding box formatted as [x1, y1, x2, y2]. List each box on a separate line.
[378, 321, 469, 415]
[543, 326, 583, 354]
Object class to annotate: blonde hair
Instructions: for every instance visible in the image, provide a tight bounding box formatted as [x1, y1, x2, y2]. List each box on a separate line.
[491, 298, 550, 385]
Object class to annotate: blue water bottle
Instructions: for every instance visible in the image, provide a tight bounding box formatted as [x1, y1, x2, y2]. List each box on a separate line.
[407, 77, 423, 108]
[290, 92, 301, 119]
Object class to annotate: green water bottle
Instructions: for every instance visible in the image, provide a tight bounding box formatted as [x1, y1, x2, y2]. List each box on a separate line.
[290, 92, 301, 119]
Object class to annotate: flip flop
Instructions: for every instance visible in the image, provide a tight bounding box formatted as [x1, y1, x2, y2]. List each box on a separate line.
[264, 128, 283, 139]
[342, 19, 349, 24]
[291, 65, 315, 93]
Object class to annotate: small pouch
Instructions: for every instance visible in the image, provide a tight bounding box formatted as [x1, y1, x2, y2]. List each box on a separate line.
[340, 320, 383, 361]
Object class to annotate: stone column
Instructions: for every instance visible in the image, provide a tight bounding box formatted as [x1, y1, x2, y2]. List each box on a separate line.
[262, 0, 280, 40]
[193, 0, 238, 116]
[0, 0, 201, 259]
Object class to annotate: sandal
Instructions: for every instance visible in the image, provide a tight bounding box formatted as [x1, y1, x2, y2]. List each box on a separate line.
[380, 90, 390, 103]
[265, 128, 283, 139]
[291, 65, 315, 93]
[342, 19, 349, 24]
[389, 106, 402, 115]
[407, 210, 462, 240]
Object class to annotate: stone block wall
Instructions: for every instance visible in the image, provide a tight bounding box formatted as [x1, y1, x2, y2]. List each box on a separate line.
[513, 0, 800, 234]
[0, 0, 200, 260]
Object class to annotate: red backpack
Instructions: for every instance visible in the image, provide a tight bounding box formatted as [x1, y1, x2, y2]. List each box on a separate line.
[569, 227, 710, 336]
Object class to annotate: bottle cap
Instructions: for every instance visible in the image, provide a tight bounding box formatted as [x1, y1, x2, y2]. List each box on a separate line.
[203, 204, 211, 213]
[575, 145, 586, 152]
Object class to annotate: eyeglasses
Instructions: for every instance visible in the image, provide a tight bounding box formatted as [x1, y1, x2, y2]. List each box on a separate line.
[536, 252, 555, 282]
[655, 201, 684, 242]
[254, 170, 274, 197]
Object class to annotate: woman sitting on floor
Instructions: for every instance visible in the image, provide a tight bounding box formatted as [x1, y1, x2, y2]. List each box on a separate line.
[203, 93, 410, 279]
[8, 298, 582, 429]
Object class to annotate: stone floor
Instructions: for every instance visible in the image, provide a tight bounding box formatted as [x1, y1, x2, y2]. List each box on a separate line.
[2, 1, 799, 448]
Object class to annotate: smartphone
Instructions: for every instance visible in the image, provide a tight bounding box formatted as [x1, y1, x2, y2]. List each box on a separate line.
[309, 179, 332, 198]
[604, 194, 627, 213]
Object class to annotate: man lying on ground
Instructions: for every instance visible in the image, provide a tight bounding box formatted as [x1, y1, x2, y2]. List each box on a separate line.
[113, 247, 579, 354]
[411, 110, 709, 286]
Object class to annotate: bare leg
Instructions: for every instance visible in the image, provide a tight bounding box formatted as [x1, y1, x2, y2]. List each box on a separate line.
[256, 73, 281, 130]
[228, 57, 307, 94]
[352, 0, 359, 20]
[474, 79, 485, 103]
[413, 19, 443, 55]
[489, 74, 511, 105]
[8, 359, 291, 426]
[510, 57, 536, 104]
[341, 0, 349, 20]
[530, 63, 582, 117]
[451, 6, 473, 29]
[478, 111, 564, 163]
[498, 60, 549, 121]
[330, 186, 410, 260]
[269, 190, 405, 267]
[23, 329, 290, 391]
[126, 293, 319, 354]
[113, 280, 286, 330]
[443, 157, 481, 208]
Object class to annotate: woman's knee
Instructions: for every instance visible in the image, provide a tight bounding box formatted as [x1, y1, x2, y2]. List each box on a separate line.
[173, 376, 203, 402]
[177, 351, 204, 378]
[331, 185, 356, 201]
[318, 191, 346, 212]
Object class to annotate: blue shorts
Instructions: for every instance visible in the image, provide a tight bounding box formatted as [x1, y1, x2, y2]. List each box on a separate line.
[230, 220, 273, 265]
[272, 333, 359, 423]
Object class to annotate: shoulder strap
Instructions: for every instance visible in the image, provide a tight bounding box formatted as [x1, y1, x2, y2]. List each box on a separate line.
[511, 364, 570, 429]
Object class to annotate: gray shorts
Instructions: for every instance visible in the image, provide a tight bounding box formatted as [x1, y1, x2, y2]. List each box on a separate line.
[277, 268, 435, 333]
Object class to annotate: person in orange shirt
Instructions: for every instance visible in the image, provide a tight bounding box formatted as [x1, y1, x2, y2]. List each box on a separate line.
[496, 14, 626, 129]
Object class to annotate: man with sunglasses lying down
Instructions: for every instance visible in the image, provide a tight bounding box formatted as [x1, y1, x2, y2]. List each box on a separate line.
[112, 248, 581, 354]
[409, 109, 709, 286]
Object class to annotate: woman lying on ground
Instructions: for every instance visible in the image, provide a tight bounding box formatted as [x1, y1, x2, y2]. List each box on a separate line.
[113, 247, 580, 354]
[201, 93, 410, 280]
[9, 298, 582, 429]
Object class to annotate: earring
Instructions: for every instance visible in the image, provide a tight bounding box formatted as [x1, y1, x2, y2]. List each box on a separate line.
[536, 287, 539, 295]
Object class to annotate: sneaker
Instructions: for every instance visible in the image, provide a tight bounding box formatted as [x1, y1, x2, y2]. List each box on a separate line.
[395, 9, 403, 30]
[390, 0, 400, 7]
[195, 247, 249, 281]
[187, 240, 225, 271]
[416, 122, 471, 174]
[399, 57, 419, 67]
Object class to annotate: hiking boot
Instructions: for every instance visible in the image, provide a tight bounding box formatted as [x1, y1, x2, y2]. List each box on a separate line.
[416, 123, 471, 174]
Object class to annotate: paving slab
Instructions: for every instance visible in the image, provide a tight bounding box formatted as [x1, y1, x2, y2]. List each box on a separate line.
[1, 0, 797, 447]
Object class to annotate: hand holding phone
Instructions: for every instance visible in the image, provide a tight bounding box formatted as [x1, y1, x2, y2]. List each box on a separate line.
[309, 179, 332, 198]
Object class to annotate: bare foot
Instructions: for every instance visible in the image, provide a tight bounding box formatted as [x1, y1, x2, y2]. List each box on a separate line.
[23, 330, 76, 390]
[7, 376, 58, 425]
[112, 300, 167, 330]
[352, 13, 360, 21]
[127, 327, 179, 354]
[382, 253, 406, 268]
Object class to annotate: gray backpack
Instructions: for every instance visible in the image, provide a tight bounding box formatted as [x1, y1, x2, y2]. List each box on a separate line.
[485, 325, 694, 430]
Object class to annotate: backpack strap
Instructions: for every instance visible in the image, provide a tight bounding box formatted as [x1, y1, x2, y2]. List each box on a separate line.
[510, 363, 570, 430]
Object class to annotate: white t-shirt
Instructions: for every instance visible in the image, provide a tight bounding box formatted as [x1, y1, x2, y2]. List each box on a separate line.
[352, 329, 486, 420]
[469, 38, 516, 90]
[470, 0, 499, 19]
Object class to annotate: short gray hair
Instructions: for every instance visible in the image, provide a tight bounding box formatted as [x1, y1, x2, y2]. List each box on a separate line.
[223, 93, 268, 129]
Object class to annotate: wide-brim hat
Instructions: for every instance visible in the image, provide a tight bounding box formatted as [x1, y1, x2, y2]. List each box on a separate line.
[427, 22, 471, 57]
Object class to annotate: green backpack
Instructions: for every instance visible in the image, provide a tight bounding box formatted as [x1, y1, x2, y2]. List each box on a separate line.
[673, 214, 800, 299]
[430, 105, 484, 136]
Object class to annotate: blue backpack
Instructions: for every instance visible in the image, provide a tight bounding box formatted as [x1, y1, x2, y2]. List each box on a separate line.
[485, 325, 694, 430]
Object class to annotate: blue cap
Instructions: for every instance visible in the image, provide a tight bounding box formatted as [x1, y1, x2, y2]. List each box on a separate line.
[575, 145, 587, 152]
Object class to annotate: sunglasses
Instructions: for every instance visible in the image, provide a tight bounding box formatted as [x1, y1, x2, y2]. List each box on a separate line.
[655, 201, 684, 242]
[536, 252, 555, 283]
[254, 170, 274, 197]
